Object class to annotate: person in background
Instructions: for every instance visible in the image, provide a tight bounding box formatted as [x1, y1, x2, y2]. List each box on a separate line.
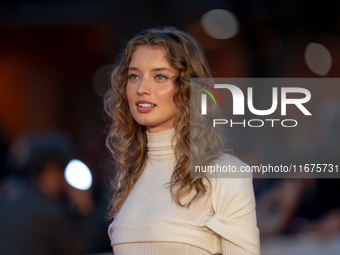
[0, 131, 93, 255]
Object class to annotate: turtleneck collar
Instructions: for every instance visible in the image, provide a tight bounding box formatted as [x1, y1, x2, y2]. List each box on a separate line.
[146, 128, 177, 160]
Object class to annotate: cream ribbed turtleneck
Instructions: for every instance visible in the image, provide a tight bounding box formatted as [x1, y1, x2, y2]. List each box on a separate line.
[108, 128, 260, 255]
[146, 128, 177, 160]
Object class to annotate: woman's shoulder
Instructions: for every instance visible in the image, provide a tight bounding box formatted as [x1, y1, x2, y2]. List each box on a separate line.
[204, 153, 256, 218]
[204, 152, 253, 180]
[219, 153, 249, 167]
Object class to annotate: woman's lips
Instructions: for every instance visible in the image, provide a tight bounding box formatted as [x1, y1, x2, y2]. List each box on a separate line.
[135, 100, 156, 113]
[137, 105, 156, 113]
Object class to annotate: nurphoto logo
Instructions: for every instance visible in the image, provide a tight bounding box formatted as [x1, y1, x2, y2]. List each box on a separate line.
[197, 81, 312, 128]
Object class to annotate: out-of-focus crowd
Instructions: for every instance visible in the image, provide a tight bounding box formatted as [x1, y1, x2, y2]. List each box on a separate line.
[0, 128, 113, 255]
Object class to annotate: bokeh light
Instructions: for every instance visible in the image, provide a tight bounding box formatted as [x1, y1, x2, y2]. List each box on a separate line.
[92, 64, 111, 96]
[201, 9, 239, 39]
[305, 42, 332, 76]
[64, 159, 92, 190]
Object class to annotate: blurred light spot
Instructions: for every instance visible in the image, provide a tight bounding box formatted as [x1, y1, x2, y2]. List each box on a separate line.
[65, 159, 92, 190]
[92, 64, 111, 96]
[305, 43, 332, 76]
[201, 9, 239, 39]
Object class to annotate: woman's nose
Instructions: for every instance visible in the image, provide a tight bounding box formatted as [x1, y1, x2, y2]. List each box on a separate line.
[137, 78, 151, 95]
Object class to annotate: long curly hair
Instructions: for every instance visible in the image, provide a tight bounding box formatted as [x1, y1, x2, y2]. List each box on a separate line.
[104, 27, 226, 219]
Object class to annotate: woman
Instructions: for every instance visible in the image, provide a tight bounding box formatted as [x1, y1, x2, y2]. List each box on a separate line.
[105, 27, 260, 255]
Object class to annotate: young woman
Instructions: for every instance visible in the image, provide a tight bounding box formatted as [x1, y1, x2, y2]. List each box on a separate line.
[105, 27, 260, 255]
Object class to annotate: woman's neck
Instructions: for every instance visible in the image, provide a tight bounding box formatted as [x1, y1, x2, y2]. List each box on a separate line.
[146, 128, 177, 160]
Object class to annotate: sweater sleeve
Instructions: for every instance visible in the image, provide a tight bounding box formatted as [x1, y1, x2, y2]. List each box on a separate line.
[204, 177, 260, 255]
[202, 155, 260, 255]
[220, 202, 259, 255]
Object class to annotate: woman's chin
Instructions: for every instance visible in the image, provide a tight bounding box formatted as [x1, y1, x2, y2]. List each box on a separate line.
[135, 120, 157, 128]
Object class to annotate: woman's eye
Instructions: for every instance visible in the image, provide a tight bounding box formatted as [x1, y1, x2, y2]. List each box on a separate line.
[155, 75, 168, 81]
[129, 74, 139, 81]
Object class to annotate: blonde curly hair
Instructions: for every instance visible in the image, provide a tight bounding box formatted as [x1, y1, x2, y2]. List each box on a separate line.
[104, 27, 226, 219]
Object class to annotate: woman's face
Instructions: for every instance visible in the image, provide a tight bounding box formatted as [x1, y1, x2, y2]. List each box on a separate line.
[126, 45, 178, 133]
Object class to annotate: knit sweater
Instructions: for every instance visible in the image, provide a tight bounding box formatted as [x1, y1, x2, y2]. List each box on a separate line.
[108, 128, 260, 255]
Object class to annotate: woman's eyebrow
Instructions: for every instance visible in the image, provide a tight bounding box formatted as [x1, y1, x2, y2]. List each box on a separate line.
[152, 67, 171, 72]
[128, 67, 172, 72]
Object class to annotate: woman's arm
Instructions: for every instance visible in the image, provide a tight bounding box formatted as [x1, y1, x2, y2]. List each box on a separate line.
[202, 155, 260, 255]
[221, 210, 259, 255]
[204, 177, 260, 255]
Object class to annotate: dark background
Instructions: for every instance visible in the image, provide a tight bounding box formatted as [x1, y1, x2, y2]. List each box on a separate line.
[1, 1, 340, 254]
